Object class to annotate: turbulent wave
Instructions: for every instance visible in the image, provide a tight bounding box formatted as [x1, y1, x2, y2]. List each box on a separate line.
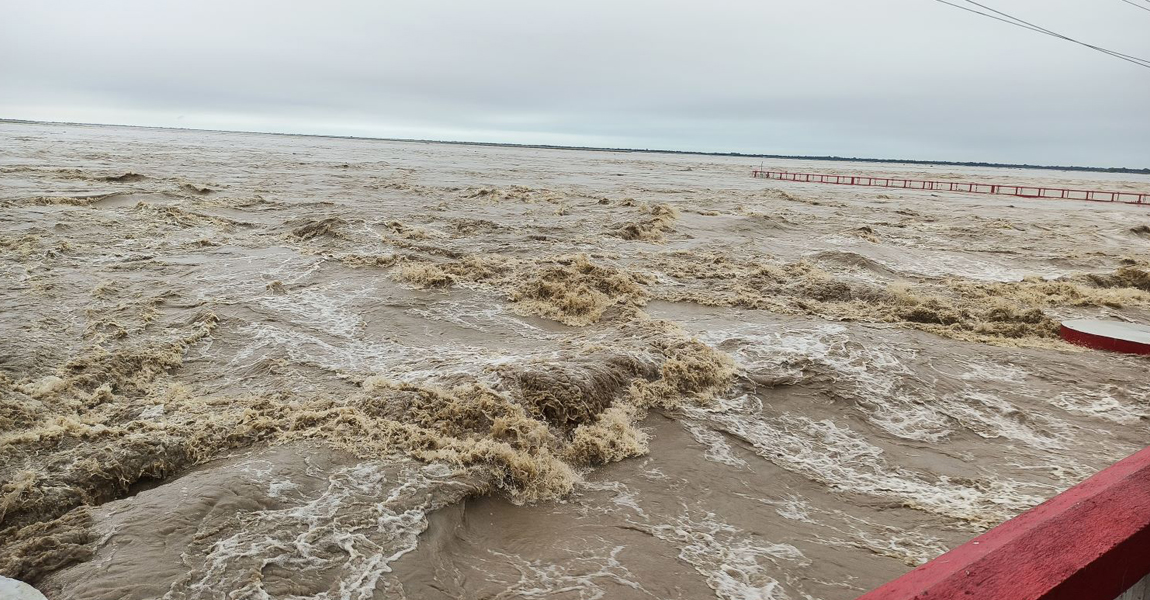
[613, 202, 680, 242]
[0, 308, 735, 586]
[652, 251, 1150, 347]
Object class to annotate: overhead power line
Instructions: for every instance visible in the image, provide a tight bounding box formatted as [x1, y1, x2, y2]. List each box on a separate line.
[959, 0, 1150, 65]
[930, 0, 1150, 69]
[1117, 0, 1150, 13]
[955, 0, 1150, 66]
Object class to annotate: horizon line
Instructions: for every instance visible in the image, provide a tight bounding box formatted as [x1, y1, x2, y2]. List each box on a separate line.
[3, 117, 1148, 175]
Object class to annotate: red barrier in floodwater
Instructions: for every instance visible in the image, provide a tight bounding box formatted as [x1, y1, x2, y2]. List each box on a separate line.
[1060, 319, 1150, 355]
[750, 170, 1150, 205]
[856, 445, 1150, 600]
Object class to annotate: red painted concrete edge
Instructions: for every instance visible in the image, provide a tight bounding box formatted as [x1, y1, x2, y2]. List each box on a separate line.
[1061, 325, 1150, 355]
[856, 446, 1150, 600]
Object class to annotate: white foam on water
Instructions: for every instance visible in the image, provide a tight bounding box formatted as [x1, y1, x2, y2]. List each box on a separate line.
[957, 359, 1027, 384]
[579, 480, 648, 519]
[700, 325, 954, 443]
[406, 298, 559, 340]
[940, 389, 1067, 450]
[1048, 385, 1148, 425]
[173, 459, 469, 600]
[227, 320, 509, 384]
[186, 248, 321, 302]
[699, 324, 1082, 452]
[229, 321, 408, 374]
[266, 478, 301, 500]
[580, 480, 805, 600]
[814, 241, 1031, 282]
[646, 512, 806, 600]
[743, 494, 949, 567]
[639, 460, 670, 481]
[484, 546, 655, 600]
[826, 513, 950, 567]
[901, 253, 1026, 282]
[759, 495, 818, 525]
[256, 284, 373, 339]
[681, 420, 750, 469]
[685, 400, 1044, 526]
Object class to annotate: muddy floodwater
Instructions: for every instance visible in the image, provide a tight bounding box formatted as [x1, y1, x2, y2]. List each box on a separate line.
[2, 121, 1149, 600]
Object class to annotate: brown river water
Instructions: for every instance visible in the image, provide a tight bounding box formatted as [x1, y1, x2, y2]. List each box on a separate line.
[1, 121, 1149, 600]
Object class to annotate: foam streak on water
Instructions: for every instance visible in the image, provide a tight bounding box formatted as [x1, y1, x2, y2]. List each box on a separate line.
[176, 459, 473, 600]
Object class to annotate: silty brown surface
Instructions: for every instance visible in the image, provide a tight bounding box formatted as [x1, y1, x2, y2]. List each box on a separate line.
[1, 121, 1149, 599]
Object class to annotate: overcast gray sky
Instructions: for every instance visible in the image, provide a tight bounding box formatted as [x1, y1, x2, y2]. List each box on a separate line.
[2, 0, 1148, 167]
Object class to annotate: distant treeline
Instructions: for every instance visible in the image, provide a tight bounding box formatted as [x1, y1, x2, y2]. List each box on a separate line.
[421, 140, 1150, 175]
[4, 118, 1148, 175]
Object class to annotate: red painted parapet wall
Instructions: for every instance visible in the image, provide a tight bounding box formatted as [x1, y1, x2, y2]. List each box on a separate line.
[750, 170, 1150, 205]
[856, 446, 1150, 600]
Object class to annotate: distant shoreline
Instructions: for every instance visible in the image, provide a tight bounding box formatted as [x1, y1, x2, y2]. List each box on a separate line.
[3, 118, 1148, 175]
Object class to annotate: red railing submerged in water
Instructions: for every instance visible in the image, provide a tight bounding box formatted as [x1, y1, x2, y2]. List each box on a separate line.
[751, 169, 1150, 205]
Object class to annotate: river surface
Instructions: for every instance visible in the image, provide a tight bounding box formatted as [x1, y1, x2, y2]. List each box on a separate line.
[1, 121, 1149, 600]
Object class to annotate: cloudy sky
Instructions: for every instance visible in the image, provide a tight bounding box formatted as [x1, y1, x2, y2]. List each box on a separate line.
[2, 0, 1148, 167]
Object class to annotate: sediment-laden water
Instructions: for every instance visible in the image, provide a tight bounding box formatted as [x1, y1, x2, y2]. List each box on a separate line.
[1, 121, 1148, 599]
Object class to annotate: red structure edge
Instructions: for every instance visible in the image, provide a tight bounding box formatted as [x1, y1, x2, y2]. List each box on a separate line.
[856, 446, 1150, 600]
[1060, 325, 1150, 355]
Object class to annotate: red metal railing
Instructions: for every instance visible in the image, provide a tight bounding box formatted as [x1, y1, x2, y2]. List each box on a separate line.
[856, 445, 1150, 600]
[751, 169, 1149, 205]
